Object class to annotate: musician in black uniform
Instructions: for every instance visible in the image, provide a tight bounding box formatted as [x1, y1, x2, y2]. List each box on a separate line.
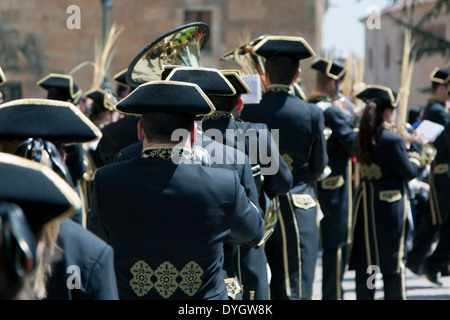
[0, 98, 119, 300]
[349, 85, 428, 300]
[90, 69, 140, 169]
[419, 69, 450, 284]
[406, 68, 450, 280]
[239, 35, 328, 300]
[87, 80, 265, 300]
[37, 73, 86, 225]
[0, 153, 80, 300]
[166, 67, 293, 299]
[308, 58, 357, 300]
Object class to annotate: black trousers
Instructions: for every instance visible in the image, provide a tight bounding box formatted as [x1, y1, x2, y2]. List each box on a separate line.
[355, 268, 406, 300]
[322, 244, 349, 300]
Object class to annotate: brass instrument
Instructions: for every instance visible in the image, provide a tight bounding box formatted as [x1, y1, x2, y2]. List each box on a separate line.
[126, 22, 210, 86]
[385, 122, 437, 166]
[222, 36, 284, 244]
[221, 35, 269, 92]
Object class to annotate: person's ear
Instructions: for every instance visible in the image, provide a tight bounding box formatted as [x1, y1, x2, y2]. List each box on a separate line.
[236, 97, 244, 112]
[137, 119, 145, 141]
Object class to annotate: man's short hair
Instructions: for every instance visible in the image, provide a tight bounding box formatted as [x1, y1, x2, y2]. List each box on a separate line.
[265, 55, 299, 85]
[141, 112, 195, 142]
[208, 95, 240, 112]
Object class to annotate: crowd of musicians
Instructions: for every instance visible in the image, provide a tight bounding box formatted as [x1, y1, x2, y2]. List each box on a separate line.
[0, 23, 449, 300]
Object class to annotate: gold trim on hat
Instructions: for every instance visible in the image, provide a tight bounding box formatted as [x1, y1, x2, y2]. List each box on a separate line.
[85, 87, 117, 111]
[165, 66, 237, 96]
[429, 67, 450, 84]
[220, 69, 251, 94]
[311, 57, 346, 80]
[0, 66, 7, 85]
[0, 152, 81, 229]
[0, 98, 102, 144]
[36, 73, 83, 105]
[251, 35, 316, 61]
[117, 80, 216, 116]
[356, 84, 400, 108]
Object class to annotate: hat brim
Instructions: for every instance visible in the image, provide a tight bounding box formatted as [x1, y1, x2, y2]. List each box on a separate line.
[0, 98, 102, 144]
[0, 153, 80, 232]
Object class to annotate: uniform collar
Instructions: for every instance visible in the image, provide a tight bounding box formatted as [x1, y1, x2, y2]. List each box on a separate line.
[141, 145, 195, 161]
[427, 96, 446, 106]
[202, 111, 234, 122]
[266, 84, 295, 95]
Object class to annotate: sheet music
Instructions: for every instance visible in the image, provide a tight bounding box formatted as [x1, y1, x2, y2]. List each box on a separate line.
[415, 120, 445, 143]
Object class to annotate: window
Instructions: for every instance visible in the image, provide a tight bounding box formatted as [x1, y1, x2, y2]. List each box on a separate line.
[385, 44, 390, 69]
[368, 47, 373, 70]
[184, 10, 212, 54]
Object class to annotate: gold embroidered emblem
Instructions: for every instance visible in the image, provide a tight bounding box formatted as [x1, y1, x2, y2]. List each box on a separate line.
[359, 163, 382, 180]
[224, 277, 241, 300]
[203, 111, 234, 121]
[321, 175, 345, 190]
[179, 261, 203, 296]
[379, 190, 402, 203]
[154, 261, 180, 299]
[291, 194, 317, 210]
[282, 153, 293, 171]
[129, 260, 154, 297]
[434, 164, 449, 174]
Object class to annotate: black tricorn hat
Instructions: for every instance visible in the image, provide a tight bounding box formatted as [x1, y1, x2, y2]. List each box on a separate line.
[0, 153, 80, 233]
[36, 73, 82, 105]
[311, 58, 346, 80]
[0, 66, 6, 85]
[0, 98, 102, 144]
[85, 87, 118, 111]
[356, 85, 400, 107]
[116, 80, 215, 116]
[220, 70, 251, 95]
[251, 35, 316, 61]
[113, 68, 129, 86]
[165, 67, 236, 96]
[429, 67, 450, 84]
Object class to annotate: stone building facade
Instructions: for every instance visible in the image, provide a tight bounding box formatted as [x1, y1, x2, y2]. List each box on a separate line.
[0, 0, 328, 101]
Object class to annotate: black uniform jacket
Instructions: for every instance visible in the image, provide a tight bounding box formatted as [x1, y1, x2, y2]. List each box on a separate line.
[350, 130, 421, 273]
[45, 219, 119, 300]
[87, 154, 264, 300]
[240, 88, 328, 186]
[422, 99, 450, 226]
[311, 98, 357, 247]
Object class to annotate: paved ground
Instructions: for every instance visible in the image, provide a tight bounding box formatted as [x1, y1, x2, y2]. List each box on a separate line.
[312, 256, 450, 300]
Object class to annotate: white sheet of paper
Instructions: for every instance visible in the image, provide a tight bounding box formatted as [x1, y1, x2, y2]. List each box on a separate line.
[415, 120, 445, 142]
[241, 74, 262, 104]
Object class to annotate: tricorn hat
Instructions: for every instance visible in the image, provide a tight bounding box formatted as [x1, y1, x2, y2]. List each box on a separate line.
[356, 85, 399, 107]
[311, 57, 346, 80]
[0, 152, 80, 234]
[165, 67, 236, 96]
[85, 87, 118, 111]
[429, 67, 450, 85]
[251, 35, 316, 61]
[0, 98, 102, 144]
[115, 80, 215, 116]
[220, 70, 251, 95]
[37, 73, 82, 105]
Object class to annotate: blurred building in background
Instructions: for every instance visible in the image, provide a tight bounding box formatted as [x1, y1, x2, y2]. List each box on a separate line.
[0, 0, 329, 101]
[361, 0, 450, 111]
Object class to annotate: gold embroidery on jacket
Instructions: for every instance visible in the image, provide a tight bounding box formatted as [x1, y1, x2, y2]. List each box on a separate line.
[321, 175, 345, 190]
[179, 261, 204, 296]
[129, 260, 154, 297]
[203, 111, 234, 121]
[359, 163, 382, 180]
[282, 153, 293, 171]
[129, 260, 204, 298]
[434, 164, 449, 174]
[379, 190, 402, 203]
[154, 261, 180, 299]
[291, 194, 317, 210]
